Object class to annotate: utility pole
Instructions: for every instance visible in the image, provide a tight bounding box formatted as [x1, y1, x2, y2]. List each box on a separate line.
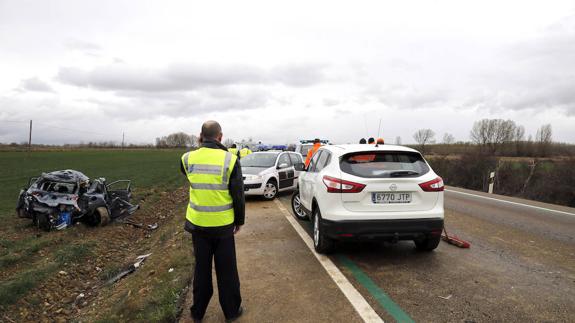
[122, 132, 125, 150]
[28, 120, 32, 152]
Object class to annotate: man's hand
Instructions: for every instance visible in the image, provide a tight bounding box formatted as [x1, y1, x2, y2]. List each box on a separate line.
[233, 225, 242, 235]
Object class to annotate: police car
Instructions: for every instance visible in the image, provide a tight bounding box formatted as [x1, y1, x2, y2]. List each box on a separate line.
[241, 151, 303, 200]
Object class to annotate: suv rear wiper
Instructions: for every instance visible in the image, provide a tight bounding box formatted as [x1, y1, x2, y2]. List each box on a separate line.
[389, 170, 419, 177]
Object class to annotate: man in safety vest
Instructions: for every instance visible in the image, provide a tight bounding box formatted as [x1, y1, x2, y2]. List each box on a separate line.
[239, 146, 252, 158]
[180, 120, 245, 322]
[228, 143, 239, 158]
[304, 138, 322, 168]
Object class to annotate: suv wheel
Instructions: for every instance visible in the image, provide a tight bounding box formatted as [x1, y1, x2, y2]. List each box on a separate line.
[263, 180, 278, 200]
[291, 191, 308, 221]
[85, 207, 110, 227]
[414, 235, 441, 251]
[313, 207, 334, 254]
[96, 207, 110, 226]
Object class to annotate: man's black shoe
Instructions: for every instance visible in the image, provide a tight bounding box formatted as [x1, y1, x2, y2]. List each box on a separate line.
[226, 306, 243, 322]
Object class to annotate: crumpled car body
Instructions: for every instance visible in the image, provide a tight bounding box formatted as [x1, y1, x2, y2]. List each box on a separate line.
[16, 169, 139, 231]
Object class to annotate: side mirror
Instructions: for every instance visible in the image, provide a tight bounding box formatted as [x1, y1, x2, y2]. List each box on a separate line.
[277, 163, 289, 169]
[294, 162, 306, 171]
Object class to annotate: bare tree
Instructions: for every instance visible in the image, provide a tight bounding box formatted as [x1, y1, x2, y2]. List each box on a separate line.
[514, 125, 525, 156]
[535, 124, 552, 157]
[470, 119, 517, 154]
[223, 138, 235, 147]
[190, 134, 200, 148]
[155, 137, 167, 148]
[470, 119, 492, 148]
[515, 126, 525, 141]
[413, 129, 435, 153]
[442, 133, 455, 144]
[166, 132, 192, 147]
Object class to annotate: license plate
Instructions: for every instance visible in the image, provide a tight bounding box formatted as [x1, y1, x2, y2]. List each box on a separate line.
[372, 192, 412, 204]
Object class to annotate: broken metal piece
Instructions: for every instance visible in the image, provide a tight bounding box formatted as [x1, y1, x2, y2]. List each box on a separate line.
[119, 218, 143, 228]
[106, 253, 152, 285]
[147, 223, 158, 230]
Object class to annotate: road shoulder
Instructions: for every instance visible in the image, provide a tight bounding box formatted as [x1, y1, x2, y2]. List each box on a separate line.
[179, 198, 364, 323]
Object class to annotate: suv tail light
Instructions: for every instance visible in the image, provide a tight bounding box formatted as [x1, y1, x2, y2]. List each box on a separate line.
[323, 176, 366, 193]
[419, 177, 444, 192]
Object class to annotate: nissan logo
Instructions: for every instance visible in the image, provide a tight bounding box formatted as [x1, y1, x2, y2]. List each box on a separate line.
[389, 184, 397, 191]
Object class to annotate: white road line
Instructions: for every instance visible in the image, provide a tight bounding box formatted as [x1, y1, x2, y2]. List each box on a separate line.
[273, 199, 384, 323]
[445, 189, 575, 217]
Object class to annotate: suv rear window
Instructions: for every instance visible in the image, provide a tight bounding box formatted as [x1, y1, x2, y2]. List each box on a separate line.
[340, 151, 430, 178]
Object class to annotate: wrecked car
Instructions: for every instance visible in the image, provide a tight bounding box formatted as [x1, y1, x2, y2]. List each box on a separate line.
[16, 169, 139, 231]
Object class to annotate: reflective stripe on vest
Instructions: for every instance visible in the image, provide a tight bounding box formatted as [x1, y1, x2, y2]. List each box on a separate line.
[181, 148, 237, 227]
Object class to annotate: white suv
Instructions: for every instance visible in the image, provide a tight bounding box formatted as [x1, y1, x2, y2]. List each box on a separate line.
[242, 151, 303, 200]
[292, 144, 444, 253]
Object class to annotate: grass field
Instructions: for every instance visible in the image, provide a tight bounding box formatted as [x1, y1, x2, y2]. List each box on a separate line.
[0, 149, 194, 322]
[0, 150, 186, 217]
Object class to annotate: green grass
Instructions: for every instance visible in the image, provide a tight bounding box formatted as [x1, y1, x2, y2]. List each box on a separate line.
[0, 149, 187, 218]
[0, 237, 54, 270]
[0, 264, 58, 307]
[0, 241, 97, 307]
[54, 242, 95, 264]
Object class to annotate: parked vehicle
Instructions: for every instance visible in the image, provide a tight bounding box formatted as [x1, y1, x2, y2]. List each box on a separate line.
[242, 151, 304, 200]
[294, 139, 330, 158]
[292, 144, 444, 253]
[16, 169, 139, 231]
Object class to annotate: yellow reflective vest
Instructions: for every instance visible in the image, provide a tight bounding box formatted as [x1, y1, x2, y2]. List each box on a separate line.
[239, 148, 252, 158]
[181, 147, 237, 227]
[228, 148, 238, 157]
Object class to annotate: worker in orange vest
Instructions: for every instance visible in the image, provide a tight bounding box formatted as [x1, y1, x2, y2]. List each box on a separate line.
[304, 138, 322, 168]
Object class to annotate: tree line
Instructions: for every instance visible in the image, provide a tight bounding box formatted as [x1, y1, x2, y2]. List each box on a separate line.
[412, 119, 561, 157]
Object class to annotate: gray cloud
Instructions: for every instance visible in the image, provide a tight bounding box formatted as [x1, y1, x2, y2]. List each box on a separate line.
[19, 77, 55, 92]
[363, 84, 449, 110]
[271, 64, 327, 87]
[475, 15, 575, 115]
[79, 86, 272, 121]
[57, 63, 327, 92]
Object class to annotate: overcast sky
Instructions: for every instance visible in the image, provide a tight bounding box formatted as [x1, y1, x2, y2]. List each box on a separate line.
[1, 0, 574, 145]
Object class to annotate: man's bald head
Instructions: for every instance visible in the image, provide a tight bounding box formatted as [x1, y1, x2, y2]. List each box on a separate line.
[201, 120, 223, 142]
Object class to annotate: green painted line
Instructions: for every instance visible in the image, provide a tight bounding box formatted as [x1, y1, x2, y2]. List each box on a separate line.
[337, 255, 415, 323]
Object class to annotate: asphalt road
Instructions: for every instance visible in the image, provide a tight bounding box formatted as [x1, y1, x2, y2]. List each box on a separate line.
[277, 188, 575, 322]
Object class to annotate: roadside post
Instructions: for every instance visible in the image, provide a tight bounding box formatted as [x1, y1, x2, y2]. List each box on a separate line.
[488, 171, 495, 194]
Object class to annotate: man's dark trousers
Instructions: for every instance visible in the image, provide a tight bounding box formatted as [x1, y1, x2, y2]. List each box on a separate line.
[191, 232, 242, 320]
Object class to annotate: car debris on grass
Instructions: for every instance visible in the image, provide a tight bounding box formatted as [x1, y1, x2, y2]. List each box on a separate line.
[16, 169, 140, 231]
[106, 253, 152, 285]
